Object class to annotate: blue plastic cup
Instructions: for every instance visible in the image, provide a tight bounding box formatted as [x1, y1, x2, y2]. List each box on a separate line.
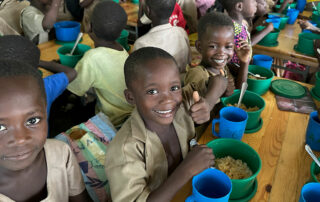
[299, 183, 320, 202]
[266, 18, 281, 29]
[252, 54, 273, 69]
[296, 0, 306, 13]
[306, 111, 320, 151]
[186, 168, 232, 202]
[212, 107, 248, 140]
[54, 21, 80, 42]
[287, 9, 300, 24]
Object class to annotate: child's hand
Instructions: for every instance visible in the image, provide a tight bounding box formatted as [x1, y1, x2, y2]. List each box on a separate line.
[265, 22, 274, 31]
[235, 39, 251, 64]
[180, 145, 215, 177]
[190, 91, 211, 124]
[298, 20, 316, 31]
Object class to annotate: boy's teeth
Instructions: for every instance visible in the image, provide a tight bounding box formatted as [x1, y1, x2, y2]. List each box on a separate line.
[156, 109, 172, 114]
[214, 59, 224, 64]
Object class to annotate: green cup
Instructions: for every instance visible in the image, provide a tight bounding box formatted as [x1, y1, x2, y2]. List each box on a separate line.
[279, 16, 289, 30]
[221, 90, 266, 131]
[256, 26, 280, 46]
[314, 72, 320, 97]
[247, 65, 274, 95]
[57, 43, 91, 68]
[207, 139, 262, 200]
[312, 11, 320, 27]
[116, 30, 130, 51]
[310, 157, 320, 182]
[296, 33, 320, 56]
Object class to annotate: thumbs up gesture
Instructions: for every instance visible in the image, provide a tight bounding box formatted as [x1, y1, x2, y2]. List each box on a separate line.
[190, 91, 210, 124]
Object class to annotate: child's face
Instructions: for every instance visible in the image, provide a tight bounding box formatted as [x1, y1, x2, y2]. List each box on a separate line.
[256, 0, 268, 16]
[0, 76, 47, 171]
[126, 58, 182, 129]
[242, 0, 257, 18]
[197, 26, 234, 70]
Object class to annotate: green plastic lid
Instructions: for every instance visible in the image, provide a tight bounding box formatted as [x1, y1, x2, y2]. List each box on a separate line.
[271, 79, 306, 98]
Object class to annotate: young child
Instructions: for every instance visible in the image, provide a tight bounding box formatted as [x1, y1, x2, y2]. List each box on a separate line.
[185, 12, 251, 96]
[0, 35, 77, 118]
[67, 1, 133, 129]
[133, 0, 191, 74]
[105, 47, 230, 201]
[20, 0, 74, 44]
[251, 0, 274, 45]
[0, 59, 91, 201]
[220, 0, 257, 65]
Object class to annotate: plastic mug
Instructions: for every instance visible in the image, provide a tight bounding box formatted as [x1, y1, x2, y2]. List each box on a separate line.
[287, 9, 299, 24]
[306, 111, 320, 151]
[252, 54, 273, 69]
[266, 18, 281, 29]
[186, 168, 232, 202]
[299, 183, 320, 202]
[212, 107, 248, 140]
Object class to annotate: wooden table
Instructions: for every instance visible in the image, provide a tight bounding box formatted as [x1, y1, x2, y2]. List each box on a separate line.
[173, 80, 320, 202]
[120, 2, 138, 27]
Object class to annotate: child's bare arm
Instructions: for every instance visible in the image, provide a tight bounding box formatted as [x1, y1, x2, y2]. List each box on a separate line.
[277, 0, 293, 13]
[69, 190, 92, 202]
[234, 39, 250, 88]
[42, 0, 62, 30]
[79, 0, 94, 8]
[39, 60, 77, 82]
[298, 20, 320, 34]
[251, 23, 274, 45]
[146, 145, 214, 202]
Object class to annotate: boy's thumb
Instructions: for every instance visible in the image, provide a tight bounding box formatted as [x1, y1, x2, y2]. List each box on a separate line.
[193, 91, 200, 103]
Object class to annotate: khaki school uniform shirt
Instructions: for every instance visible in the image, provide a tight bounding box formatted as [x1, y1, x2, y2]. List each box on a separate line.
[133, 23, 191, 73]
[177, 0, 197, 33]
[105, 83, 207, 202]
[0, 139, 85, 202]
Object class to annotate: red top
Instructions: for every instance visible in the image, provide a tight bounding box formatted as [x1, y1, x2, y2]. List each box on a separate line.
[169, 3, 189, 33]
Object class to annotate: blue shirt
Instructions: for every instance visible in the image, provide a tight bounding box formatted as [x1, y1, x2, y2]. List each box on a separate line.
[44, 72, 69, 118]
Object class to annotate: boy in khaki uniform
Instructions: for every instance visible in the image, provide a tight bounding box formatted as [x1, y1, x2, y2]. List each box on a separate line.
[105, 47, 229, 201]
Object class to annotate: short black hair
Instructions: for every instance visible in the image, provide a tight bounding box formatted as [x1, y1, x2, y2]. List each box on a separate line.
[220, 0, 243, 12]
[0, 35, 40, 68]
[124, 47, 177, 89]
[145, 0, 176, 20]
[91, 1, 127, 41]
[0, 59, 46, 103]
[198, 12, 234, 40]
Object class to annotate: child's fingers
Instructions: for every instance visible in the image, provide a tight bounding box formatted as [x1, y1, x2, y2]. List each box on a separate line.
[193, 91, 200, 103]
[219, 69, 225, 76]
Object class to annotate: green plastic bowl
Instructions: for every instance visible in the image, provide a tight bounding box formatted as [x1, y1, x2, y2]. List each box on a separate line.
[310, 157, 320, 182]
[207, 139, 262, 200]
[116, 30, 130, 51]
[247, 65, 274, 95]
[256, 26, 280, 45]
[312, 11, 320, 27]
[221, 90, 266, 131]
[315, 72, 320, 97]
[57, 43, 91, 68]
[296, 32, 320, 56]
[279, 16, 289, 30]
[131, 0, 139, 4]
[275, 3, 296, 14]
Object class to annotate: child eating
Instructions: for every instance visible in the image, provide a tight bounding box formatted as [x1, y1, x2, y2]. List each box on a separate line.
[105, 47, 224, 201]
[0, 59, 91, 201]
[220, 0, 257, 65]
[185, 12, 251, 97]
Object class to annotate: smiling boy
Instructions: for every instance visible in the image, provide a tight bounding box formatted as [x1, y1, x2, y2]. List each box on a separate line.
[105, 47, 230, 201]
[0, 59, 91, 201]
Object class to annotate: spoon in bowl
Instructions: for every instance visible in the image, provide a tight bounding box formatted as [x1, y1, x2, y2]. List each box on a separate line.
[66, 32, 83, 56]
[305, 144, 320, 168]
[248, 71, 267, 79]
[237, 82, 248, 108]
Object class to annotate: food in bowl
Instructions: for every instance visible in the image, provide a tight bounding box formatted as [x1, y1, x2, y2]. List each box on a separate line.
[215, 156, 252, 179]
[248, 74, 266, 80]
[227, 103, 259, 112]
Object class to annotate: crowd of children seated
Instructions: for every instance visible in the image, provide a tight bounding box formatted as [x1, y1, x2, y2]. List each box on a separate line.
[0, 0, 319, 201]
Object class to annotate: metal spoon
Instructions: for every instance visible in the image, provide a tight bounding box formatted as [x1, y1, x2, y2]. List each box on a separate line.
[248, 71, 267, 79]
[305, 144, 320, 168]
[67, 32, 83, 56]
[237, 82, 248, 108]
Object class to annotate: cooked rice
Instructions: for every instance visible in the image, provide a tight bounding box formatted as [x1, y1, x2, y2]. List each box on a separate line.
[215, 156, 252, 179]
[227, 103, 260, 112]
